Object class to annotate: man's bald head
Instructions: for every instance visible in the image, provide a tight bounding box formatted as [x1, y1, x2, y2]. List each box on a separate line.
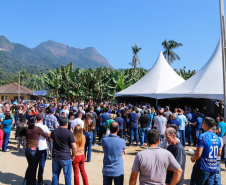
[166, 127, 177, 137]
[165, 127, 177, 144]
[110, 122, 119, 134]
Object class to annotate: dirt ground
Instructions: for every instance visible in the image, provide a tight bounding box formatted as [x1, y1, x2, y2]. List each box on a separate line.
[0, 131, 225, 185]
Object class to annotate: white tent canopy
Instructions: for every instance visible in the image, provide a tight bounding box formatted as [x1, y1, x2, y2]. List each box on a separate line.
[115, 51, 185, 98]
[158, 39, 224, 100]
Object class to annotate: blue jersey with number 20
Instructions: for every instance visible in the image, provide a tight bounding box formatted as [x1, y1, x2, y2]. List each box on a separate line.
[195, 131, 221, 172]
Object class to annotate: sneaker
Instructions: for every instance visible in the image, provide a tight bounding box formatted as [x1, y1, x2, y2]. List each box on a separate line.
[3, 149, 10, 152]
[93, 144, 98, 146]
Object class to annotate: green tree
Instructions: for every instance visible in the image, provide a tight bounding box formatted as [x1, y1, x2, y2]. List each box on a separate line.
[130, 44, 142, 72]
[38, 62, 148, 101]
[61, 62, 74, 100]
[175, 66, 196, 80]
[26, 75, 45, 90]
[162, 40, 183, 65]
[40, 68, 62, 101]
[20, 69, 32, 86]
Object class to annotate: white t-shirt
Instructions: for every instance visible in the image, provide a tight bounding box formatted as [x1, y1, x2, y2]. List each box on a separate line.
[154, 116, 167, 135]
[71, 118, 84, 131]
[59, 109, 69, 118]
[36, 122, 50, 150]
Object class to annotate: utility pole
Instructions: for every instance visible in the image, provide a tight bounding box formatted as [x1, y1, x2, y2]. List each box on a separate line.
[18, 71, 20, 102]
[219, 0, 226, 119]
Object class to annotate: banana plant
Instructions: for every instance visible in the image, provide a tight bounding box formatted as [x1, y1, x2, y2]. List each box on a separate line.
[40, 68, 62, 101]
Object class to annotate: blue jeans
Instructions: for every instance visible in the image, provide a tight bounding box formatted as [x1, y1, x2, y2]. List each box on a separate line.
[129, 127, 138, 145]
[123, 130, 127, 140]
[178, 130, 185, 147]
[47, 138, 53, 158]
[196, 129, 202, 138]
[186, 126, 192, 145]
[23, 148, 39, 185]
[52, 158, 72, 185]
[190, 166, 216, 185]
[14, 115, 19, 128]
[2, 132, 10, 151]
[96, 121, 100, 136]
[140, 127, 151, 145]
[214, 162, 221, 185]
[103, 174, 124, 185]
[84, 131, 93, 162]
[37, 149, 47, 184]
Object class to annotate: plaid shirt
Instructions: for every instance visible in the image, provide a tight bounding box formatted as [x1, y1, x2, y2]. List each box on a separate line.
[44, 114, 58, 131]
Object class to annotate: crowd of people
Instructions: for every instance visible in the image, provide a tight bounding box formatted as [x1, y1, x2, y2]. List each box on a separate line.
[0, 99, 226, 185]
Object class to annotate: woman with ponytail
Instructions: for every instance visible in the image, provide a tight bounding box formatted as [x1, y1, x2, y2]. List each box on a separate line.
[72, 125, 89, 185]
[19, 116, 49, 185]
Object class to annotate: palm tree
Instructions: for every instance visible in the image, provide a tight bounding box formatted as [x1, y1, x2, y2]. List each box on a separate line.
[130, 44, 142, 72]
[162, 40, 183, 65]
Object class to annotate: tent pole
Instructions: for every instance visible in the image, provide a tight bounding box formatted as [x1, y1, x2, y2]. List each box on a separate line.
[219, 0, 226, 119]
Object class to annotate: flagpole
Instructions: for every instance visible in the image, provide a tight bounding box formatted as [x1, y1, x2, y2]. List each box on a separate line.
[219, 0, 226, 119]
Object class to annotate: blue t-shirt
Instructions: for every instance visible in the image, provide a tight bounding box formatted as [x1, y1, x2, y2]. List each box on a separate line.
[102, 135, 126, 176]
[37, 105, 41, 111]
[114, 117, 124, 130]
[195, 131, 221, 172]
[186, 113, 193, 124]
[101, 113, 109, 126]
[117, 109, 121, 114]
[217, 122, 226, 137]
[128, 112, 139, 128]
[191, 113, 197, 123]
[168, 119, 180, 128]
[177, 114, 187, 130]
[2, 119, 13, 133]
[196, 117, 203, 130]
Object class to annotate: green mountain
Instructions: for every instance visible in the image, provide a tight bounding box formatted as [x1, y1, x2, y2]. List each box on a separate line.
[0, 35, 111, 77]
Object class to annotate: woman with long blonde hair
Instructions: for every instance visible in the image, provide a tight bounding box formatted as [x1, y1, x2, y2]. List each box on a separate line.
[72, 125, 89, 185]
[83, 113, 95, 162]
